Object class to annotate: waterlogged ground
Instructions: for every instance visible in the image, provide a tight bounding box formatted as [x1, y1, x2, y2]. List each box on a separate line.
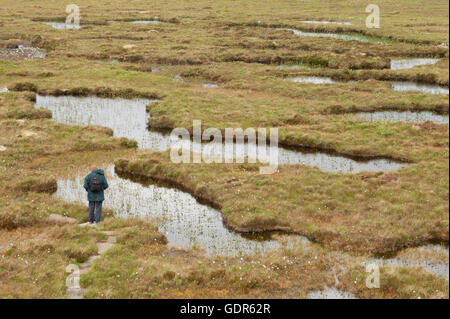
[43, 22, 82, 30]
[287, 76, 448, 95]
[307, 287, 358, 299]
[0, 0, 448, 299]
[391, 81, 449, 95]
[288, 76, 341, 84]
[130, 20, 163, 25]
[390, 58, 440, 70]
[35, 95, 405, 173]
[54, 165, 301, 256]
[34, 95, 167, 150]
[355, 111, 449, 125]
[282, 28, 385, 44]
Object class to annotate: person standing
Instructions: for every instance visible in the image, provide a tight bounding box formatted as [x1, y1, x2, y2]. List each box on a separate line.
[83, 166, 109, 224]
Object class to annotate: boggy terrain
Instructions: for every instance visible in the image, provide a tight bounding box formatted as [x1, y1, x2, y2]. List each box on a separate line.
[0, 0, 448, 298]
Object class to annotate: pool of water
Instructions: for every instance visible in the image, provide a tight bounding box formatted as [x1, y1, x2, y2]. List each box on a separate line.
[390, 58, 440, 70]
[288, 76, 340, 84]
[55, 166, 304, 256]
[202, 83, 219, 88]
[130, 20, 163, 24]
[391, 81, 449, 95]
[34, 95, 405, 173]
[288, 76, 448, 96]
[0, 87, 8, 93]
[43, 22, 81, 30]
[34, 95, 167, 150]
[355, 111, 449, 125]
[300, 21, 353, 25]
[307, 286, 358, 299]
[35, 95, 406, 173]
[282, 28, 384, 44]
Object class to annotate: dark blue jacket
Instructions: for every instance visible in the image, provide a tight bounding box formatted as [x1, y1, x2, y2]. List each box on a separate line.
[83, 169, 109, 202]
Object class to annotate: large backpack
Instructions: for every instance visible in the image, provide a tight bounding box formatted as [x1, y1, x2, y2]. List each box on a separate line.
[90, 174, 103, 193]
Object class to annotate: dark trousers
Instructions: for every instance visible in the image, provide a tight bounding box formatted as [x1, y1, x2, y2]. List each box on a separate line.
[88, 201, 103, 223]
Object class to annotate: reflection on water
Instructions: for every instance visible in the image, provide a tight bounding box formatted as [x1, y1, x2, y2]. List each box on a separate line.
[390, 58, 440, 70]
[202, 83, 219, 88]
[43, 22, 81, 30]
[35, 95, 405, 173]
[283, 28, 384, 44]
[35, 95, 168, 150]
[391, 81, 449, 95]
[307, 286, 358, 299]
[277, 148, 404, 173]
[300, 21, 352, 25]
[0, 87, 8, 93]
[55, 166, 298, 256]
[355, 111, 449, 125]
[130, 20, 162, 24]
[288, 76, 339, 84]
